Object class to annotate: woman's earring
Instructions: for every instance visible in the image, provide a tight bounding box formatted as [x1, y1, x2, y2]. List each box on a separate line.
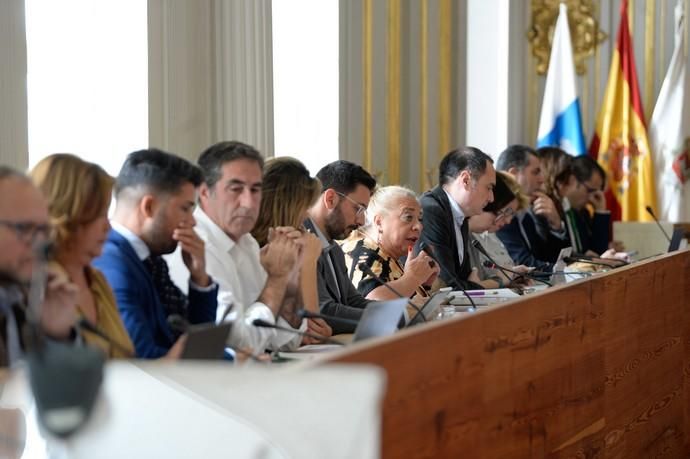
[377, 227, 383, 245]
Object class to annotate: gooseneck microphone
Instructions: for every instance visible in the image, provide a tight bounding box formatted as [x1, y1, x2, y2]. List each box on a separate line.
[25, 242, 104, 438]
[471, 240, 520, 283]
[357, 263, 427, 322]
[480, 261, 553, 287]
[252, 319, 344, 345]
[646, 205, 672, 243]
[297, 309, 360, 327]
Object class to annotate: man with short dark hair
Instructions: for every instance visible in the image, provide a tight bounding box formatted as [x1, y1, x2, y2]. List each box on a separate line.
[94, 149, 217, 358]
[305, 160, 377, 333]
[495, 145, 569, 270]
[418, 146, 496, 290]
[0, 167, 78, 366]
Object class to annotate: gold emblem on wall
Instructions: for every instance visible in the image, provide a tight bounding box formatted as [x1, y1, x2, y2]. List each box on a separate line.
[527, 0, 607, 75]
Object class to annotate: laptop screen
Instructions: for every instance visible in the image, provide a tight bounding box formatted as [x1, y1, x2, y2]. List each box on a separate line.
[668, 228, 685, 252]
[353, 299, 407, 342]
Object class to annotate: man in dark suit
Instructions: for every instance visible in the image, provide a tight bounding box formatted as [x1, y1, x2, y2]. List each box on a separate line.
[94, 150, 217, 358]
[418, 147, 496, 290]
[305, 160, 377, 334]
[495, 145, 570, 271]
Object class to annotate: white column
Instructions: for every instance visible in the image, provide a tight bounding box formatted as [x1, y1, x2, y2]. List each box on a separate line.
[465, 0, 510, 157]
[0, 0, 28, 170]
[148, 0, 274, 161]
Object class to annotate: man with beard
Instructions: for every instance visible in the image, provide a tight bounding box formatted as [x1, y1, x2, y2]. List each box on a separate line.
[94, 149, 217, 358]
[304, 160, 377, 334]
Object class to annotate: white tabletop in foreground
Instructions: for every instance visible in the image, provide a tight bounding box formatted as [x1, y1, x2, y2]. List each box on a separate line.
[0, 361, 385, 459]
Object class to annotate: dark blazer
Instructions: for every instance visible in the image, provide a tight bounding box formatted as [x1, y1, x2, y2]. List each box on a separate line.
[571, 209, 610, 255]
[418, 186, 482, 291]
[303, 219, 372, 334]
[93, 230, 217, 359]
[496, 209, 570, 271]
[0, 285, 26, 367]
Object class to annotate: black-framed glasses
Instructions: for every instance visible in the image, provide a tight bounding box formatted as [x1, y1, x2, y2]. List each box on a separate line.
[493, 206, 515, 223]
[0, 220, 51, 245]
[335, 192, 367, 216]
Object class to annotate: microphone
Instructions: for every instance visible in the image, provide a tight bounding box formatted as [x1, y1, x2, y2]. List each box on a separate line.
[471, 239, 518, 283]
[646, 205, 671, 243]
[76, 319, 134, 358]
[297, 309, 360, 327]
[252, 318, 344, 346]
[357, 263, 427, 322]
[481, 261, 553, 287]
[563, 256, 625, 268]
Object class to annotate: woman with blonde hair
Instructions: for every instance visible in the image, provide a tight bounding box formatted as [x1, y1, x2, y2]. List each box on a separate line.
[252, 157, 322, 246]
[30, 154, 134, 358]
[341, 185, 438, 300]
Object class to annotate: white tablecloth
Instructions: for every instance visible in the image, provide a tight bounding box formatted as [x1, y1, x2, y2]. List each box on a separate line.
[0, 361, 385, 459]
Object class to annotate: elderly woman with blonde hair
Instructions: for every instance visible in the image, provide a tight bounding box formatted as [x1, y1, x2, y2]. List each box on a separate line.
[30, 154, 134, 358]
[341, 185, 439, 300]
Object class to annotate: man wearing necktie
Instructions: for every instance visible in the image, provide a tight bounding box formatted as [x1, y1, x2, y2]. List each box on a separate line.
[418, 147, 496, 291]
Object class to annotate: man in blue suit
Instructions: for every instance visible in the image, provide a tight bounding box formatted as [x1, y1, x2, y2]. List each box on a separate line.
[94, 149, 217, 358]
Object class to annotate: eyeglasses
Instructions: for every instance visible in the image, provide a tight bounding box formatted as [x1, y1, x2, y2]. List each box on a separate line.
[493, 206, 516, 223]
[0, 220, 51, 245]
[335, 192, 367, 216]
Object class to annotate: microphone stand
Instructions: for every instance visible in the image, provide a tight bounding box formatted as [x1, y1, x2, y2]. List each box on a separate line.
[646, 205, 672, 243]
[298, 309, 360, 327]
[252, 319, 344, 346]
[357, 263, 427, 321]
[472, 239, 552, 287]
[481, 261, 553, 287]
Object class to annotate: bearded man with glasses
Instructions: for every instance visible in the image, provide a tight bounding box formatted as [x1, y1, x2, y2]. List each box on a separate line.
[304, 160, 377, 334]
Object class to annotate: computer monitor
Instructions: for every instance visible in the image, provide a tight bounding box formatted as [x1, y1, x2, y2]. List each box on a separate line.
[352, 299, 407, 342]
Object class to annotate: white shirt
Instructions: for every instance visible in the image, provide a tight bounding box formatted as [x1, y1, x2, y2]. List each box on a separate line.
[166, 208, 305, 352]
[444, 190, 465, 265]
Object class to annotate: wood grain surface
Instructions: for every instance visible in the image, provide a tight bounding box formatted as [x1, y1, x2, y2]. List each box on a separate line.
[317, 250, 690, 458]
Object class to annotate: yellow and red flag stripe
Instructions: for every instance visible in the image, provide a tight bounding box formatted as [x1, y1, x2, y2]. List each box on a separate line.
[590, 0, 658, 222]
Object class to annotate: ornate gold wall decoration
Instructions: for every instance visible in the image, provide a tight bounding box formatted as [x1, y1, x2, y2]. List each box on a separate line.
[527, 0, 607, 76]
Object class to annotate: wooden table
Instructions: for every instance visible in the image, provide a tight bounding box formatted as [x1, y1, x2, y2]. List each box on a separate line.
[317, 250, 690, 458]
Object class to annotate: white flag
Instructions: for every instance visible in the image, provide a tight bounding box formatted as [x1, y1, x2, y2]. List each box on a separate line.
[536, 3, 586, 155]
[649, 0, 690, 222]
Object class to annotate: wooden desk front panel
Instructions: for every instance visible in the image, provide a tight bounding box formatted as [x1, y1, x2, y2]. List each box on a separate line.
[321, 251, 690, 458]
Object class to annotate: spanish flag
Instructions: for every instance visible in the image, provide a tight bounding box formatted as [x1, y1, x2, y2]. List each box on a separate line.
[590, 0, 658, 222]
